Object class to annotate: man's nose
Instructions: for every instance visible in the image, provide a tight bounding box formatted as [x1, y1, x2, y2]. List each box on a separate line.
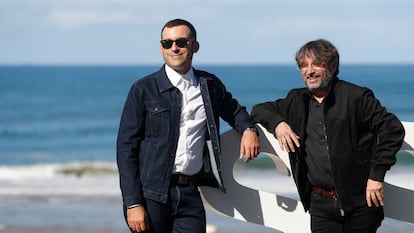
[171, 41, 180, 51]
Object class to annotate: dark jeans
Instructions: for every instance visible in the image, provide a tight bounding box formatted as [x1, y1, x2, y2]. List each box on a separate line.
[309, 193, 384, 233]
[131, 185, 206, 233]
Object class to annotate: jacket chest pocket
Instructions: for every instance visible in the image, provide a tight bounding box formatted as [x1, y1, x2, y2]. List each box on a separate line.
[145, 104, 171, 138]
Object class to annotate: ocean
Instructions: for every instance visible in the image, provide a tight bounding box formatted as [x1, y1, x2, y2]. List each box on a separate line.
[1, 65, 414, 232]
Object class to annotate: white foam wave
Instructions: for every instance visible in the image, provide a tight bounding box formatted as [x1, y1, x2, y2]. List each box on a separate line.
[0, 161, 118, 179]
[0, 162, 412, 198]
[0, 162, 120, 197]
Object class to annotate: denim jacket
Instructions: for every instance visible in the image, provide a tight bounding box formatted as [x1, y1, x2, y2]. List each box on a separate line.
[117, 65, 256, 207]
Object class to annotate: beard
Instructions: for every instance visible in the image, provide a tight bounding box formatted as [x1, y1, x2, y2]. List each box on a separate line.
[305, 71, 333, 94]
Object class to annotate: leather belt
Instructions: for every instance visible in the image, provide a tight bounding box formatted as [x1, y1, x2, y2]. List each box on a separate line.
[312, 186, 338, 198]
[170, 174, 198, 186]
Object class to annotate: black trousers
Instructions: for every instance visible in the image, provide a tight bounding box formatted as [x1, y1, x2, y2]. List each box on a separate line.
[309, 192, 384, 233]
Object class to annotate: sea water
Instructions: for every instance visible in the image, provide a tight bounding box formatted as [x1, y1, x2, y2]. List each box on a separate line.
[1, 65, 414, 165]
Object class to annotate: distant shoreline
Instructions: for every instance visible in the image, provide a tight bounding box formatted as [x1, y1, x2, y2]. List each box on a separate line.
[1, 63, 414, 67]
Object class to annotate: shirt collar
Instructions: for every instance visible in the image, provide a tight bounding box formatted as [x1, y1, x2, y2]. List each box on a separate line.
[165, 64, 197, 87]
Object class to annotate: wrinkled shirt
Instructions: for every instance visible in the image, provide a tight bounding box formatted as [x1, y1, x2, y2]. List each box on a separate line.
[165, 65, 206, 175]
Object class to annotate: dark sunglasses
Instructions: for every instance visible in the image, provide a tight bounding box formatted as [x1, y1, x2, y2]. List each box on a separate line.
[160, 38, 190, 49]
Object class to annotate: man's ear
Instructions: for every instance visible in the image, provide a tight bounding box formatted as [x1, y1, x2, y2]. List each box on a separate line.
[333, 63, 338, 71]
[192, 41, 200, 53]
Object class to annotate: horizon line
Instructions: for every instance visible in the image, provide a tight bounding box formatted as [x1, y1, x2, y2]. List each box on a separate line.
[1, 62, 414, 67]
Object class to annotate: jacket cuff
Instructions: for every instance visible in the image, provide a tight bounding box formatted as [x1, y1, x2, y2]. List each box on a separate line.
[269, 120, 284, 138]
[369, 166, 387, 182]
[128, 204, 142, 209]
[124, 197, 144, 208]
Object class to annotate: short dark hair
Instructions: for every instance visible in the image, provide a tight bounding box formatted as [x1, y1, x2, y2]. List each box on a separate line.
[295, 39, 340, 76]
[161, 18, 197, 41]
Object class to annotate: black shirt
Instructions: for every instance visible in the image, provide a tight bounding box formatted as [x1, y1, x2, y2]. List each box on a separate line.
[304, 98, 335, 190]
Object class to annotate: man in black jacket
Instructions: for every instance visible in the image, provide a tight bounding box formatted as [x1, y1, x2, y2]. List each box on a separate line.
[252, 39, 404, 233]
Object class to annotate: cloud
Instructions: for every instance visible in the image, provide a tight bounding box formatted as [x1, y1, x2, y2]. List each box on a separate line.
[1, 0, 413, 64]
[47, 9, 133, 28]
[0, 1, 143, 28]
[1, 0, 278, 28]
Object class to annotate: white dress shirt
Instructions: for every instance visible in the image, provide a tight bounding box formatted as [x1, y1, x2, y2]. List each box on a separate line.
[165, 65, 207, 176]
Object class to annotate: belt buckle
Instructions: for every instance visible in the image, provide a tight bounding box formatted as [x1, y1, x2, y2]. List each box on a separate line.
[325, 190, 336, 197]
[172, 174, 192, 186]
[312, 186, 337, 198]
[177, 175, 189, 185]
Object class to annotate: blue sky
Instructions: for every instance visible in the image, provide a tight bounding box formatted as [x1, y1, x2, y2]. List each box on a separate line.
[1, 0, 413, 65]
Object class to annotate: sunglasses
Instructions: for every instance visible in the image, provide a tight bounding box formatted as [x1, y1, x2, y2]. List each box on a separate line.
[160, 38, 191, 49]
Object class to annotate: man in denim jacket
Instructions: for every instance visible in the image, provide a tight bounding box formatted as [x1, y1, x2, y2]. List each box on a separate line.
[117, 19, 260, 233]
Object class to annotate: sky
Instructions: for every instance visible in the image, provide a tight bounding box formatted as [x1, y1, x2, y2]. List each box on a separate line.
[1, 0, 413, 65]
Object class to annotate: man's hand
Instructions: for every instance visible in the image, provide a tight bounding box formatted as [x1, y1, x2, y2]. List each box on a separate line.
[366, 179, 385, 207]
[240, 129, 260, 163]
[127, 206, 149, 232]
[275, 122, 300, 152]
